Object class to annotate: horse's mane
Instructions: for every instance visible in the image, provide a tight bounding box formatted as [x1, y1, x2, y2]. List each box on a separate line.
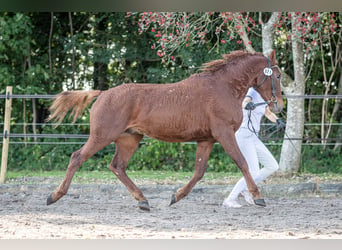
[200, 50, 264, 73]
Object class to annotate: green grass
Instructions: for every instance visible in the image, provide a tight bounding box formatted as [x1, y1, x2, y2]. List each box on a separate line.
[5, 169, 342, 185]
[5, 169, 242, 185]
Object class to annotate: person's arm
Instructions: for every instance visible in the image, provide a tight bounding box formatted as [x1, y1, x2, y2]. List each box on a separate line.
[265, 106, 278, 122]
[242, 96, 252, 109]
[265, 106, 285, 129]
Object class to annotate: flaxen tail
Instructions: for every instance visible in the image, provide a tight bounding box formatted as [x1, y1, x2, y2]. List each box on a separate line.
[46, 90, 101, 126]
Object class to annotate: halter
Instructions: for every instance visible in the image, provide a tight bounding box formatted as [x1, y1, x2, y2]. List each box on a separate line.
[253, 57, 278, 110]
[246, 56, 279, 135]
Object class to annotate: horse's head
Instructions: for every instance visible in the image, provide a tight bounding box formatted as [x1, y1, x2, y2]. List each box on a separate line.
[252, 50, 284, 113]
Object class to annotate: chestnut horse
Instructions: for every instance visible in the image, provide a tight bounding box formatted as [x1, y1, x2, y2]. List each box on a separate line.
[46, 50, 283, 211]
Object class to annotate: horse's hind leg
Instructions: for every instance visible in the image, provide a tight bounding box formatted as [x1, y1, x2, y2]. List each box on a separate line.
[108, 134, 149, 211]
[169, 141, 214, 206]
[47, 136, 112, 205]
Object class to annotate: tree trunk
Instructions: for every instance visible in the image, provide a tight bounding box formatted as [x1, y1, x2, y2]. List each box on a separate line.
[333, 69, 342, 151]
[241, 12, 305, 173]
[261, 12, 280, 56]
[25, 46, 38, 143]
[319, 29, 342, 148]
[68, 12, 76, 89]
[49, 12, 53, 77]
[234, 13, 255, 53]
[278, 13, 306, 173]
[93, 15, 109, 90]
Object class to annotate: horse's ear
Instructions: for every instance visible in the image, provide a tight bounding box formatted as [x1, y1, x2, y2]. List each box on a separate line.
[269, 50, 276, 63]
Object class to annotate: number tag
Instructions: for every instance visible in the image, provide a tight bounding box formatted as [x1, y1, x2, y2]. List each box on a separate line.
[263, 68, 273, 76]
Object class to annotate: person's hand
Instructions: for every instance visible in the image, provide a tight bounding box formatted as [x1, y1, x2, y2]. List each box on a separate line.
[244, 102, 256, 110]
[276, 118, 285, 129]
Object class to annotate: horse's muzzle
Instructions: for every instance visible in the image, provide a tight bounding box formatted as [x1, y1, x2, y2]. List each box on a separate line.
[270, 98, 283, 113]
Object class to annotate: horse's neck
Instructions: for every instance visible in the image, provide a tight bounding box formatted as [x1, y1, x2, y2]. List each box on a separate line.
[222, 78, 250, 101]
[225, 56, 264, 100]
[242, 56, 265, 89]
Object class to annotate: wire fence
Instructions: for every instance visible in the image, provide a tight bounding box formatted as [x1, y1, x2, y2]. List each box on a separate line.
[1, 94, 342, 99]
[1, 93, 342, 147]
[1, 125, 341, 146]
[0, 94, 56, 99]
[1, 91, 341, 183]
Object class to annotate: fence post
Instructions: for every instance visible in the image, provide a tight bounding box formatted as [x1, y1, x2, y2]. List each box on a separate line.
[1, 86, 13, 184]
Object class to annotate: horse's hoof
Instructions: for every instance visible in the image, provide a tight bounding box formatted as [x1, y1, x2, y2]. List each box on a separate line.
[138, 200, 150, 211]
[254, 198, 266, 207]
[169, 194, 177, 206]
[46, 194, 55, 206]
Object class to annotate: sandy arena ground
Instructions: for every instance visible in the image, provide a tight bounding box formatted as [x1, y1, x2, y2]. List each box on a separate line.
[0, 178, 341, 239]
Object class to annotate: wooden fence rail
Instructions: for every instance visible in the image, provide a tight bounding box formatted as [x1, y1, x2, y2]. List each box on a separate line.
[1, 86, 13, 183]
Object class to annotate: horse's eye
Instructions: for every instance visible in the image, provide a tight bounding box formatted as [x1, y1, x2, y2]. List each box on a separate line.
[276, 75, 281, 79]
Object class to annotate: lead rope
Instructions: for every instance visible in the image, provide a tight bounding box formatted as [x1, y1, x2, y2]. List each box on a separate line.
[246, 101, 271, 136]
[284, 129, 302, 163]
[247, 109, 258, 136]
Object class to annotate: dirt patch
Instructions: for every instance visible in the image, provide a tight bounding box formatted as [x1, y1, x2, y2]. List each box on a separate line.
[0, 179, 341, 239]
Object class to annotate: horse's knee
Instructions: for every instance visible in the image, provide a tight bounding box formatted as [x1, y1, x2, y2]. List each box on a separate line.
[69, 150, 83, 167]
[109, 163, 118, 175]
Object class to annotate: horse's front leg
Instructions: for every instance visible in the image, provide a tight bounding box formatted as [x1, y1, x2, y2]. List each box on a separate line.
[213, 128, 266, 207]
[169, 140, 214, 206]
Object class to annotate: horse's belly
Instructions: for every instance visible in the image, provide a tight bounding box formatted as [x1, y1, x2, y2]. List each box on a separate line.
[149, 133, 212, 143]
[129, 125, 212, 143]
[128, 104, 212, 142]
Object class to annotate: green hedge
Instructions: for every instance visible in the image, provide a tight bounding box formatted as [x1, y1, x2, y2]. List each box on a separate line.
[3, 139, 341, 174]
[301, 146, 342, 173]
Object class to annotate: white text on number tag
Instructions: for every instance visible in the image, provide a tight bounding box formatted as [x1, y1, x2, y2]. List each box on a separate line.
[263, 68, 273, 76]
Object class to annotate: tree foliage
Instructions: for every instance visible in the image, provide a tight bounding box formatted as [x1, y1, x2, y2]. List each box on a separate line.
[0, 12, 341, 174]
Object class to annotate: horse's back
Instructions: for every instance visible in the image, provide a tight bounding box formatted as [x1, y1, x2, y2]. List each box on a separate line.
[91, 81, 215, 142]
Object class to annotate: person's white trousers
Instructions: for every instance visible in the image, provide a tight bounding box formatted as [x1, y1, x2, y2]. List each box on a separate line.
[226, 128, 279, 201]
